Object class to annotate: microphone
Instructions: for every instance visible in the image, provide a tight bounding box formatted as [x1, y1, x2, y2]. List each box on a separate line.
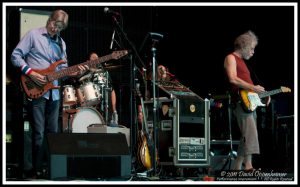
[104, 7, 120, 16]
[110, 30, 116, 50]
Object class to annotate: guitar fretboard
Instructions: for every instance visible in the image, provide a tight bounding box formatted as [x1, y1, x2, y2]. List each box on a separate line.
[47, 54, 113, 82]
[259, 89, 282, 98]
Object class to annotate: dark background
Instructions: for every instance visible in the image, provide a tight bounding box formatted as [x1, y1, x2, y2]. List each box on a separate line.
[5, 4, 295, 174]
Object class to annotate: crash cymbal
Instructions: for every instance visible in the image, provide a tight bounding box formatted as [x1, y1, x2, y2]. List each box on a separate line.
[103, 64, 124, 70]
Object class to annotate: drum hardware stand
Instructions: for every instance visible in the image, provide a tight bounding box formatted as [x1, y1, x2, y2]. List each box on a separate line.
[100, 84, 105, 113]
[221, 93, 237, 170]
[104, 71, 111, 126]
[65, 109, 78, 133]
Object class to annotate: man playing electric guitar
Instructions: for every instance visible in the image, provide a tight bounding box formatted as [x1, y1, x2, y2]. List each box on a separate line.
[224, 30, 271, 171]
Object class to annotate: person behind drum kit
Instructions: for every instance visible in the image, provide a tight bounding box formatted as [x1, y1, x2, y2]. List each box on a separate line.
[11, 9, 89, 179]
[87, 52, 119, 126]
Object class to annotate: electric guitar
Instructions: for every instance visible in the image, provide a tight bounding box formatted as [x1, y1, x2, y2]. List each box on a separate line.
[239, 86, 291, 112]
[21, 50, 128, 99]
[137, 95, 152, 170]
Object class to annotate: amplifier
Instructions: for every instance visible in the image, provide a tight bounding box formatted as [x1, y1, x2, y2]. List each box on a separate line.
[47, 133, 131, 180]
[87, 124, 130, 147]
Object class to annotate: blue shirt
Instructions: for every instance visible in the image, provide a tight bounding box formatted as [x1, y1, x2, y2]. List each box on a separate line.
[11, 27, 68, 101]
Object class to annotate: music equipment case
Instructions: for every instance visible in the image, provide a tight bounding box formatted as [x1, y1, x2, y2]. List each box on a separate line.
[144, 96, 210, 167]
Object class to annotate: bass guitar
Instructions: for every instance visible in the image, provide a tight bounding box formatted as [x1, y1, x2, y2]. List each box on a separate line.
[239, 86, 291, 112]
[21, 50, 128, 99]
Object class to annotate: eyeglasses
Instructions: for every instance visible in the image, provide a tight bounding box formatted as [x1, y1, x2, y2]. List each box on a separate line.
[50, 20, 65, 31]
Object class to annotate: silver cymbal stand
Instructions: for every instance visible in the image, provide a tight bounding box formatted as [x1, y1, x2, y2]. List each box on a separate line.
[103, 71, 111, 125]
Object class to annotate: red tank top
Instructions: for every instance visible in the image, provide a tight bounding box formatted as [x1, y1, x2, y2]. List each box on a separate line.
[230, 53, 254, 101]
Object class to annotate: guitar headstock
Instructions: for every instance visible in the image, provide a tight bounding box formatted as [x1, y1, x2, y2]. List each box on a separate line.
[111, 50, 128, 60]
[280, 86, 292, 93]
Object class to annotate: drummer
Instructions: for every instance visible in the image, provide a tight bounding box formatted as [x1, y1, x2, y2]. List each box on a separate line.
[86, 52, 119, 126]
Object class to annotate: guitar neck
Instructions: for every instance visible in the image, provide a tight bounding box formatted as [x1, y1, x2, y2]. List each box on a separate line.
[258, 89, 282, 98]
[47, 54, 113, 81]
[140, 98, 149, 134]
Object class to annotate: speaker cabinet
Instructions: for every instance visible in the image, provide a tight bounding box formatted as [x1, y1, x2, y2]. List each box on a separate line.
[275, 115, 294, 171]
[47, 133, 131, 180]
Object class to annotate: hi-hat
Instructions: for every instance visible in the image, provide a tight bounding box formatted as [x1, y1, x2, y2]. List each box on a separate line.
[91, 68, 105, 73]
[79, 73, 91, 82]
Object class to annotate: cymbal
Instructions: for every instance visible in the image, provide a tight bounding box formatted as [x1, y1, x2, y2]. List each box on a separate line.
[103, 64, 124, 70]
[91, 68, 105, 73]
[79, 73, 91, 82]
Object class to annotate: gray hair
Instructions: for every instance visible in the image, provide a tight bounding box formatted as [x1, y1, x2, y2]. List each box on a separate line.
[234, 30, 258, 50]
[47, 9, 69, 30]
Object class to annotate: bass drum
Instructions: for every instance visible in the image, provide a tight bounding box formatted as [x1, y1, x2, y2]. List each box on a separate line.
[72, 107, 105, 133]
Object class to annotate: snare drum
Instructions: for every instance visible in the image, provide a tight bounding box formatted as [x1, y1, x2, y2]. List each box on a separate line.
[71, 107, 105, 133]
[79, 82, 101, 106]
[62, 85, 77, 105]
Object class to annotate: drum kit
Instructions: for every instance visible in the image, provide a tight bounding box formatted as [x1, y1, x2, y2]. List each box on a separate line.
[62, 69, 111, 133]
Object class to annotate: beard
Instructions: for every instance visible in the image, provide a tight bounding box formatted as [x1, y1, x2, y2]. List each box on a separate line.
[241, 51, 252, 60]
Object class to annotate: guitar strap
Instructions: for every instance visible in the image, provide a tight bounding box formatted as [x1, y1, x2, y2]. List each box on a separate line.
[49, 34, 65, 64]
[245, 60, 262, 85]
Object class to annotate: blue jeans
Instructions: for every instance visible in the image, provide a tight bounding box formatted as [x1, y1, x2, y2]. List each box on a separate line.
[29, 97, 60, 172]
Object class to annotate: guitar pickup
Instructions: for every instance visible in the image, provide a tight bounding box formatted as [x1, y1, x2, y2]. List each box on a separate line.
[25, 80, 34, 90]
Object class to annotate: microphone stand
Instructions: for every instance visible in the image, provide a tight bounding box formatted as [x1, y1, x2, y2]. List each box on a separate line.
[149, 33, 163, 177]
[221, 93, 237, 170]
[109, 30, 116, 50]
[112, 16, 145, 68]
[111, 15, 146, 174]
[151, 43, 158, 177]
